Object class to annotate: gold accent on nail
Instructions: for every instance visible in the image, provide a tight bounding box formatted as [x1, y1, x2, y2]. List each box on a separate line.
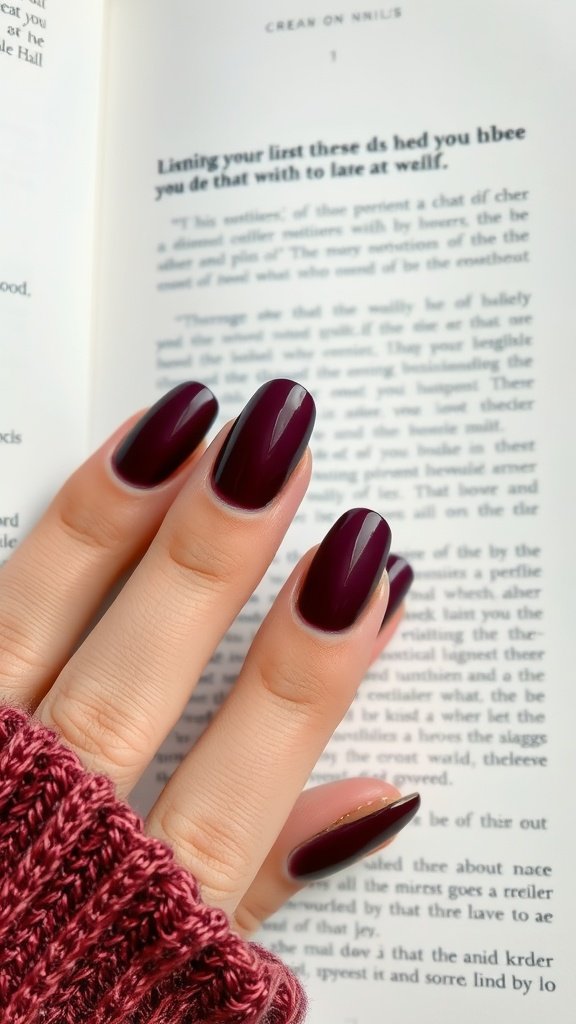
[318, 795, 397, 836]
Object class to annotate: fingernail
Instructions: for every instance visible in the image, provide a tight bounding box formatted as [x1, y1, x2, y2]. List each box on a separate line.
[381, 554, 414, 629]
[297, 508, 391, 632]
[112, 382, 218, 487]
[287, 793, 421, 881]
[212, 379, 315, 510]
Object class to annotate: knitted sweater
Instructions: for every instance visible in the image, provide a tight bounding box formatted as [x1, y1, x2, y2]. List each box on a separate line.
[0, 705, 306, 1023]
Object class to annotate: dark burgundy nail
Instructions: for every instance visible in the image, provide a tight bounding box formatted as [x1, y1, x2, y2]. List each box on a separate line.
[112, 382, 218, 487]
[297, 508, 391, 632]
[287, 793, 421, 881]
[212, 379, 315, 510]
[381, 554, 414, 629]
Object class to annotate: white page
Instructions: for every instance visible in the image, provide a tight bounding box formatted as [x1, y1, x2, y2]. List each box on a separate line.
[93, 2, 575, 1020]
[0, 0, 105, 549]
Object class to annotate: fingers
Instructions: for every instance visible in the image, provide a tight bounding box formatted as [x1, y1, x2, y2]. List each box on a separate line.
[234, 779, 419, 936]
[243, 570, 417, 931]
[36, 380, 315, 793]
[147, 509, 392, 917]
[0, 383, 217, 707]
[3, 368, 417, 933]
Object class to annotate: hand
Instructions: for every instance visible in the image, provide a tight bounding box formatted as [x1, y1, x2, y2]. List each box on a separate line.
[0, 379, 417, 937]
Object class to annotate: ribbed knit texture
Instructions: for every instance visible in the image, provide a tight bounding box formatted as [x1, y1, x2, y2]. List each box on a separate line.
[0, 705, 307, 1023]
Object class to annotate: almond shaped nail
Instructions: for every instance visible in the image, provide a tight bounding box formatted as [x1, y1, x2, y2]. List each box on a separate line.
[287, 793, 421, 881]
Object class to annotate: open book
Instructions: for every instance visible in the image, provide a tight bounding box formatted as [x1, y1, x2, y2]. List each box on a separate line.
[2, 1, 574, 1020]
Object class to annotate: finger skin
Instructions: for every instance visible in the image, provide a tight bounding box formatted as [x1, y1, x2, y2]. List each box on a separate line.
[36, 427, 312, 793]
[0, 411, 207, 708]
[234, 778, 404, 936]
[234, 605, 409, 934]
[369, 604, 405, 665]
[147, 544, 390, 918]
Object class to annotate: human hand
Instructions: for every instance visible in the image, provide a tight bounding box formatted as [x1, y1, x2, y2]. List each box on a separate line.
[0, 379, 417, 938]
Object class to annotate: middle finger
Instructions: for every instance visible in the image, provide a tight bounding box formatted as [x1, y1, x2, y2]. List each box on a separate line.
[37, 380, 315, 794]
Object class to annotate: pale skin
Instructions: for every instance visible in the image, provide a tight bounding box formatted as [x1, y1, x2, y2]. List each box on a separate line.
[0, 408, 405, 937]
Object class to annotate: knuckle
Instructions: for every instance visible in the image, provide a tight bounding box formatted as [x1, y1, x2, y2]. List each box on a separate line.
[56, 488, 126, 554]
[0, 614, 49, 686]
[256, 653, 328, 722]
[162, 523, 242, 594]
[45, 679, 149, 780]
[158, 804, 253, 902]
[233, 896, 276, 938]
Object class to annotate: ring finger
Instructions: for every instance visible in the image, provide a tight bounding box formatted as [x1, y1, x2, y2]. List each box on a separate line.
[148, 507, 393, 917]
[0, 382, 218, 707]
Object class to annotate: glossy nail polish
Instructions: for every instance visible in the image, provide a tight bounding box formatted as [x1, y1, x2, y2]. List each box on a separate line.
[112, 382, 218, 487]
[212, 379, 315, 510]
[297, 508, 391, 632]
[287, 793, 421, 881]
[381, 554, 414, 629]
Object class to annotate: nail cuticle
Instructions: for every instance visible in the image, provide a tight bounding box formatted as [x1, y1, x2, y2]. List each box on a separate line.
[209, 435, 312, 518]
[292, 565, 388, 640]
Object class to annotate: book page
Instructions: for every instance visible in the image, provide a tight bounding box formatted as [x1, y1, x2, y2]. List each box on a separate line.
[0, 0, 105, 551]
[93, 2, 575, 1020]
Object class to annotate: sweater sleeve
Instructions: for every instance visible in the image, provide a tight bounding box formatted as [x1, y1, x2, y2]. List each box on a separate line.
[0, 705, 307, 1023]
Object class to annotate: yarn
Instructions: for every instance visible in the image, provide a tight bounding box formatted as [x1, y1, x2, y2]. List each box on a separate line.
[0, 706, 306, 1023]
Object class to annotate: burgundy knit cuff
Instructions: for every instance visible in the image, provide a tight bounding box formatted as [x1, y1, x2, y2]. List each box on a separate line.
[0, 705, 306, 1023]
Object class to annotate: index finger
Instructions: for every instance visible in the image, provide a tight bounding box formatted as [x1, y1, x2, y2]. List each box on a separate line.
[0, 383, 217, 707]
